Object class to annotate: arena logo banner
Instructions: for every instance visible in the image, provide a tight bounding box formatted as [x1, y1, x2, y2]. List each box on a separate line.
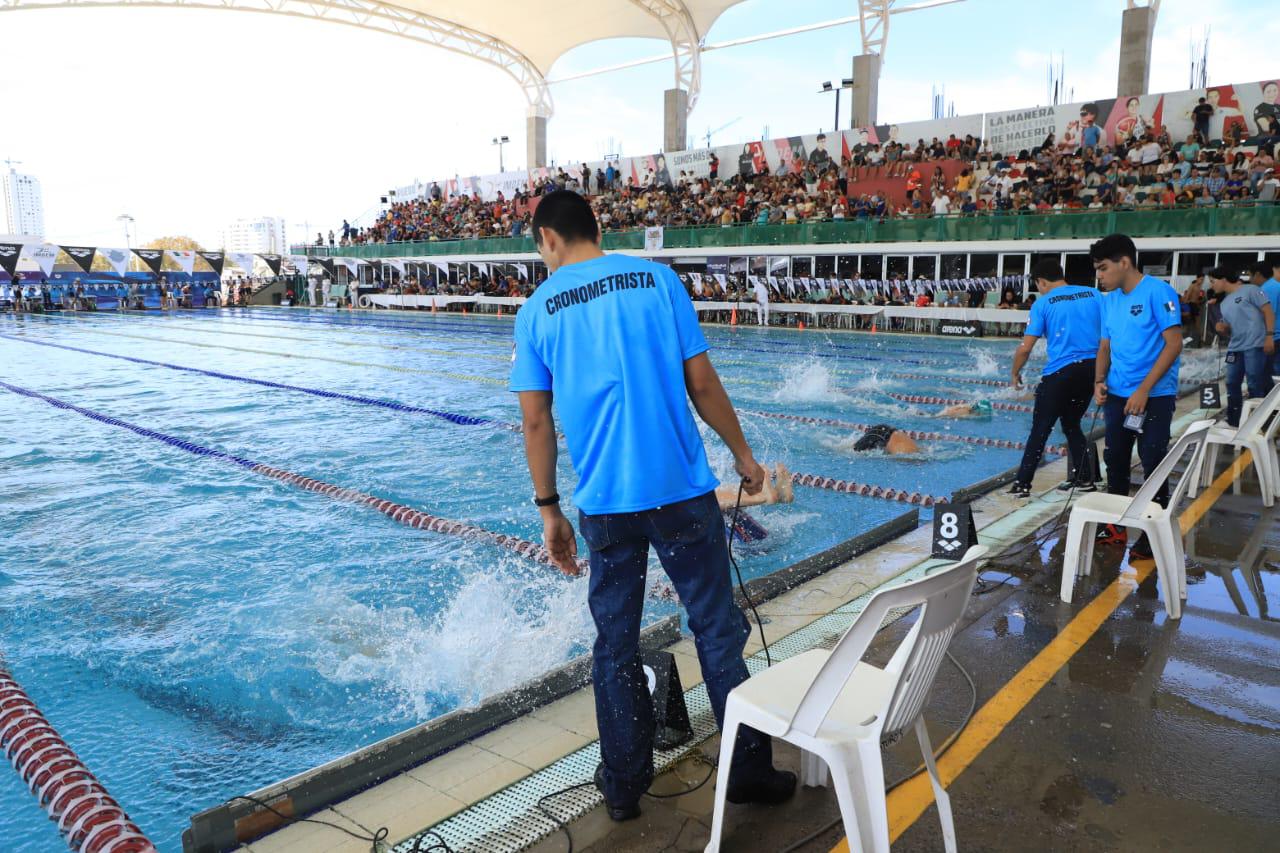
[167, 250, 196, 276]
[308, 256, 336, 276]
[259, 254, 283, 276]
[22, 243, 59, 278]
[0, 243, 23, 277]
[58, 245, 97, 274]
[227, 252, 256, 276]
[99, 247, 132, 276]
[198, 251, 225, 276]
[133, 248, 165, 275]
[937, 320, 984, 338]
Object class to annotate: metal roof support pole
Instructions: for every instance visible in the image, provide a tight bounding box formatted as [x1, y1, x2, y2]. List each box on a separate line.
[629, 0, 701, 150]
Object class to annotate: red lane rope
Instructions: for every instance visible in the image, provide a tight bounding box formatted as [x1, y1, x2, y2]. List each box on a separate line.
[1, 664, 157, 853]
[887, 393, 1035, 414]
[889, 372, 1012, 387]
[740, 409, 1064, 455]
[789, 470, 944, 507]
[249, 463, 586, 573]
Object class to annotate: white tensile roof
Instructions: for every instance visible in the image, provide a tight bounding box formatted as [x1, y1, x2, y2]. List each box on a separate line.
[407, 0, 746, 75]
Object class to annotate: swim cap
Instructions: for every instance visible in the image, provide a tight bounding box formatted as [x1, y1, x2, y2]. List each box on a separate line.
[973, 400, 993, 418]
[854, 424, 896, 451]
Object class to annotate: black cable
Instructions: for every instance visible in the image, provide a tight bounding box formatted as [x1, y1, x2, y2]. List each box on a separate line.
[535, 781, 597, 853]
[230, 795, 394, 853]
[410, 830, 455, 853]
[772, 649, 979, 853]
[730, 478, 772, 667]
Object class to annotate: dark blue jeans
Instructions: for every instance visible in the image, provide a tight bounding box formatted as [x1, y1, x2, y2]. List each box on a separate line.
[578, 491, 773, 806]
[1103, 394, 1176, 507]
[1015, 359, 1095, 487]
[1225, 347, 1273, 427]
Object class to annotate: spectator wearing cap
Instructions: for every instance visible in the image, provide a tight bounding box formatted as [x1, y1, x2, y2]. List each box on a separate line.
[1210, 265, 1275, 426]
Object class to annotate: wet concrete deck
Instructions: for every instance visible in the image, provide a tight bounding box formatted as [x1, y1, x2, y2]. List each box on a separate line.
[536, 468, 1279, 853]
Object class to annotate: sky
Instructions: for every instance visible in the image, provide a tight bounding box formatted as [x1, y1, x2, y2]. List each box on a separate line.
[2, 0, 1276, 248]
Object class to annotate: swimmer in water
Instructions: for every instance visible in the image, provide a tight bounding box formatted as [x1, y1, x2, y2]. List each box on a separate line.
[852, 424, 920, 455]
[716, 462, 794, 510]
[937, 399, 993, 419]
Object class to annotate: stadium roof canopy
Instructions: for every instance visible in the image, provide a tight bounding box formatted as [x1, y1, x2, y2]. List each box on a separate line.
[2, 0, 748, 121]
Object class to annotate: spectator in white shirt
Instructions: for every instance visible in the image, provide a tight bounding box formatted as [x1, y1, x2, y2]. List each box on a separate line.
[932, 192, 953, 216]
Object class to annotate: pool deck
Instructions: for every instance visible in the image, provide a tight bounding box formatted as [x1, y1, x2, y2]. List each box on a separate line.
[230, 391, 1280, 853]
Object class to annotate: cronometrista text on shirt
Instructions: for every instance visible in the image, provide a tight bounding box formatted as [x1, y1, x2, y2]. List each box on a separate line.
[545, 272, 658, 316]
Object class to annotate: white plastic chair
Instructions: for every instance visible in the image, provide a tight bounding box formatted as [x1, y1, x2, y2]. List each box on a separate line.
[1194, 383, 1280, 504]
[1060, 420, 1215, 620]
[705, 546, 986, 853]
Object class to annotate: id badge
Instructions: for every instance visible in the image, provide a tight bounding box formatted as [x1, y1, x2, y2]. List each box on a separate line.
[1225, 351, 1239, 364]
[1124, 413, 1146, 433]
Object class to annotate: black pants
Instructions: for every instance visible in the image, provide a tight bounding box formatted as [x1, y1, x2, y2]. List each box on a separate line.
[1015, 359, 1095, 487]
[1104, 394, 1176, 507]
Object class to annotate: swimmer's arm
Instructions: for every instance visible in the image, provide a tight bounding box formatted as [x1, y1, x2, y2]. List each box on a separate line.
[1011, 334, 1038, 387]
[684, 353, 765, 495]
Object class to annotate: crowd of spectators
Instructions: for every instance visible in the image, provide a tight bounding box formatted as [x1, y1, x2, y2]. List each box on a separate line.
[317, 109, 1279, 248]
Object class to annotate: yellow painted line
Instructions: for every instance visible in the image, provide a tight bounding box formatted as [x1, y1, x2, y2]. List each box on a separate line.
[37, 324, 508, 386]
[831, 450, 1254, 853]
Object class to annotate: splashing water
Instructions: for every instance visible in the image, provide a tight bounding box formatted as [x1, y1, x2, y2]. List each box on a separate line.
[964, 346, 1002, 377]
[772, 360, 848, 403]
[311, 565, 594, 722]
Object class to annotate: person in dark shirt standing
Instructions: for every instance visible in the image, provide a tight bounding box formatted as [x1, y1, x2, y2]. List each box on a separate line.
[1192, 96, 1214, 141]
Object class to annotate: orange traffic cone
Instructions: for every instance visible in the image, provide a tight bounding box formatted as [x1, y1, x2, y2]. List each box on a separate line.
[497, 306, 503, 317]
[730, 307, 738, 326]
[870, 320, 877, 334]
[798, 320, 806, 331]
[431, 299, 437, 313]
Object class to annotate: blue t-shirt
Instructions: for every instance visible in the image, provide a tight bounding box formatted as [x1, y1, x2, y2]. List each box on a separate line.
[1025, 284, 1102, 376]
[1262, 278, 1280, 341]
[1082, 125, 1102, 148]
[510, 254, 717, 515]
[1100, 275, 1182, 398]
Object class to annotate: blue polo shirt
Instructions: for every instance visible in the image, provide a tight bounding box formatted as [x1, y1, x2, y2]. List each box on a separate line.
[1262, 278, 1280, 341]
[1025, 284, 1102, 376]
[510, 254, 717, 515]
[1100, 275, 1182, 398]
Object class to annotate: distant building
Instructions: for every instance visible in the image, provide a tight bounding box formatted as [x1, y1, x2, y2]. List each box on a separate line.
[3, 168, 45, 238]
[222, 217, 287, 254]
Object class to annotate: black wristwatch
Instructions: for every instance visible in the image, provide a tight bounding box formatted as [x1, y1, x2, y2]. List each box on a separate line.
[533, 492, 560, 507]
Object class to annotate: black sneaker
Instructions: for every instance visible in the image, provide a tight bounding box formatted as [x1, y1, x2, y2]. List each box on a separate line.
[1008, 483, 1032, 499]
[725, 768, 798, 805]
[1058, 479, 1098, 493]
[1130, 534, 1154, 560]
[594, 764, 641, 822]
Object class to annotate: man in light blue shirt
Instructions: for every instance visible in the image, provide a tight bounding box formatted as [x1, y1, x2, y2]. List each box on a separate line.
[1008, 260, 1102, 497]
[1213, 265, 1276, 426]
[1091, 234, 1183, 557]
[512, 191, 794, 820]
[1258, 259, 1280, 378]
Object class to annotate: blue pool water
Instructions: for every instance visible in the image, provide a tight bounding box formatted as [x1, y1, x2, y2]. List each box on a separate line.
[0, 308, 1216, 851]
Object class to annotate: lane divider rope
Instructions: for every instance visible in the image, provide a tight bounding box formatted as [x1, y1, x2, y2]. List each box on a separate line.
[740, 408, 1063, 455]
[889, 372, 1010, 388]
[1, 662, 157, 853]
[0, 381, 582, 573]
[887, 393, 1035, 414]
[788, 471, 944, 507]
[19, 323, 507, 386]
[0, 333, 520, 431]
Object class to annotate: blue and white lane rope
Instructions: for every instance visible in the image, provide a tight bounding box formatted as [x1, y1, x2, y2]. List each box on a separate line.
[0, 381, 580, 572]
[0, 333, 519, 431]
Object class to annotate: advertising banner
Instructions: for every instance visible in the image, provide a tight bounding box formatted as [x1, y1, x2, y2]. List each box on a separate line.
[60, 246, 97, 274]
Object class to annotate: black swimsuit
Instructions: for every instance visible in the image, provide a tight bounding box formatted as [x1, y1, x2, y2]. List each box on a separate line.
[854, 424, 897, 452]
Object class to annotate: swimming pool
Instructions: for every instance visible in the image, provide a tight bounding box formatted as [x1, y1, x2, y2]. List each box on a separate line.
[0, 307, 1213, 851]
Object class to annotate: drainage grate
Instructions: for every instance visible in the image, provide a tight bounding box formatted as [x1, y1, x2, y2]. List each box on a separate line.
[394, 590, 895, 853]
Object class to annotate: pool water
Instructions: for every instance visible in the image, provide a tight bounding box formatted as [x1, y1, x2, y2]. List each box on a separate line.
[0, 307, 1214, 851]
